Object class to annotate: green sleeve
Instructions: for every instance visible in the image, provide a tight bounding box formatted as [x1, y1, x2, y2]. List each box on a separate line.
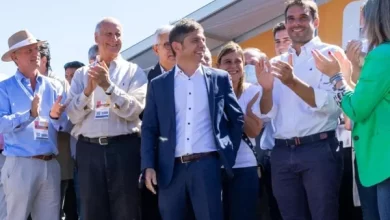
[341, 45, 390, 122]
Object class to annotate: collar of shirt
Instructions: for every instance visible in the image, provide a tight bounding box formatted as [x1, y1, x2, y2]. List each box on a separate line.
[288, 36, 322, 56]
[159, 65, 171, 74]
[174, 65, 203, 78]
[15, 70, 43, 96]
[106, 55, 126, 69]
[15, 70, 43, 85]
[45, 70, 55, 78]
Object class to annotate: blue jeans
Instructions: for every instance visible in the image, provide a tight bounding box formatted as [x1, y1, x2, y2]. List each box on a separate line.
[377, 178, 390, 220]
[355, 159, 380, 220]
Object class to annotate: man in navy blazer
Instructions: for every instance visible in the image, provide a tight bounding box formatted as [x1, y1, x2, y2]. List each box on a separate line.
[141, 18, 244, 220]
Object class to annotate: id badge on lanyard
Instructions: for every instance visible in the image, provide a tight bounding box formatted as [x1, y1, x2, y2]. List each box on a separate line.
[95, 100, 110, 119]
[33, 117, 49, 140]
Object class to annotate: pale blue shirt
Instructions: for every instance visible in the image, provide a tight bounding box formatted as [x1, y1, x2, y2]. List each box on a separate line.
[0, 71, 69, 156]
[259, 121, 275, 150]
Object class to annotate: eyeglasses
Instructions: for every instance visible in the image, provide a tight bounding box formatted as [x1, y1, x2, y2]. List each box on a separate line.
[158, 42, 172, 50]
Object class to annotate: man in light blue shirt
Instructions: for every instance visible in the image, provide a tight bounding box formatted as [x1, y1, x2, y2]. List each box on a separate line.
[0, 30, 68, 220]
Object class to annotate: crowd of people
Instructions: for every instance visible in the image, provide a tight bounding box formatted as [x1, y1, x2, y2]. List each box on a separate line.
[0, 0, 390, 219]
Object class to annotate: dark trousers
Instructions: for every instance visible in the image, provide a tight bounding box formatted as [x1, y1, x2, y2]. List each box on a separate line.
[60, 179, 78, 220]
[73, 166, 82, 220]
[222, 166, 259, 220]
[158, 156, 222, 220]
[338, 148, 362, 220]
[271, 137, 343, 220]
[141, 187, 161, 220]
[260, 151, 283, 220]
[77, 134, 141, 220]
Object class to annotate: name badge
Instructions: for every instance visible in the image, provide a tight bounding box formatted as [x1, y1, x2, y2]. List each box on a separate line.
[95, 100, 110, 119]
[33, 118, 49, 140]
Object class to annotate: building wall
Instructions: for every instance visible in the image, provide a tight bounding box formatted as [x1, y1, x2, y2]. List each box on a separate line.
[212, 0, 358, 64]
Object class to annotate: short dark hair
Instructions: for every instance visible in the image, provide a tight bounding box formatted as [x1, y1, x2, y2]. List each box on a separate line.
[64, 61, 85, 70]
[37, 40, 51, 71]
[284, 0, 319, 20]
[273, 22, 287, 37]
[169, 18, 204, 56]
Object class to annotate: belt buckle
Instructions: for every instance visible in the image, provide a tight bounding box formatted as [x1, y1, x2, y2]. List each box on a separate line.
[180, 156, 189, 164]
[294, 137, 301, 146]
[98, 137, 108, 146]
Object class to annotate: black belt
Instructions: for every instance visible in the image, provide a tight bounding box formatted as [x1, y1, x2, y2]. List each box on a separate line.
[79, 133, 137, 146]
[275, 130, 336, 147]
[175, 151, 218, 163]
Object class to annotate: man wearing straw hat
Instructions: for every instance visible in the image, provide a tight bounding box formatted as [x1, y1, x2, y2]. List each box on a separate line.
[0, 30, 69, 220]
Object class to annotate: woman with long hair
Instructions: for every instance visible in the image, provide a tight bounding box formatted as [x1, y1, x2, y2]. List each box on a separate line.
[216, 41, 264, 220]
[312, 0, 390, 218]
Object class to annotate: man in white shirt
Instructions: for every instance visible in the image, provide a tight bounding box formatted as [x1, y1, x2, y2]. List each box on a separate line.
[66, 17, 147, 220]
[257, 1, 343, 219]
[141, 18, 244, 220]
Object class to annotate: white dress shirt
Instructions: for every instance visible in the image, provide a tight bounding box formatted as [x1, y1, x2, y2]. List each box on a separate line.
[160, 65, 171, 74]
[234, 84, 263, 168]
[265, 37, 342, 139]
[66, 55, 147, 138]
[174, 65, 216, 157]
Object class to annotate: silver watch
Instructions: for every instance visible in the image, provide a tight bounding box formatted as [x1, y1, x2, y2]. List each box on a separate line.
[105, 84, 114, 95]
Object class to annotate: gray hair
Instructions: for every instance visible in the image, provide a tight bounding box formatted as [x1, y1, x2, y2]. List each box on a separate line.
[362, 0, 390, 51]
[95, 17, 122, 34]
[243, 47, 266, 59]
[88, 44, 99, 61]
[155, 25, 174, 44]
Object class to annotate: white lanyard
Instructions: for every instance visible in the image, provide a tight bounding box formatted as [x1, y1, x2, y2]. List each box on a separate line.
[16, 78, 34, 100]
[16, 77, 43, 101]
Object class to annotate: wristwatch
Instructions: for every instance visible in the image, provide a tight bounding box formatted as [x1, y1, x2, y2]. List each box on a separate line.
[105, 84, 115, 95]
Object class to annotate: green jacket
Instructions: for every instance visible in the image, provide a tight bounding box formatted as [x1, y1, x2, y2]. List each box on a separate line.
[341, 42, 390, 187]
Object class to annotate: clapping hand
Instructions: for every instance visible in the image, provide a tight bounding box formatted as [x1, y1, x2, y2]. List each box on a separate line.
[50, 95, 66, 119]
[30, 94, 41, 118]
[346, 40, 363, 68]
[88, 61, 111, 91]
[271, 54, 295, 86]
[255, 58, 274, 91]
[312, 49, 352, 81]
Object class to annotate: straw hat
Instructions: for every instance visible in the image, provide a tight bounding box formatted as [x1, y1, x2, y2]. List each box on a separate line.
[1, 30, 45, 62]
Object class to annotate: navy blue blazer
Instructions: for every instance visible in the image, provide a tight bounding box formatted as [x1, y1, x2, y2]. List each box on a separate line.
[141, 65, 244, 188]
[146, 63, 163, 83]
